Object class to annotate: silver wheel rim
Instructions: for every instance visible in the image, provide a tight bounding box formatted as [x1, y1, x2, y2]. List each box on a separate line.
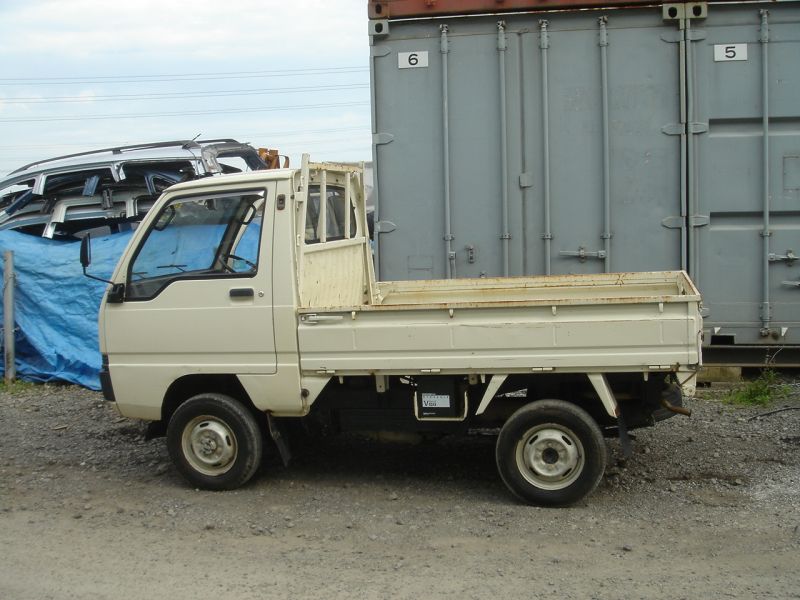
[181, 415, 238, 476]
[515, 423, 585, 490]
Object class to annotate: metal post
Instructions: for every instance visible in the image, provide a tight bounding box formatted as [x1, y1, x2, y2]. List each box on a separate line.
[539, 20, 553, 276]
[760, 9, 772, 335]
[498, 21, 510, 277]
[3, 251, 16, 383]
[685, 18, 700, 284]
[368, 43, 383, 278]
[344, 172, 352, 239]
[319, 170, 327, 243]
[678, 19, 688, 272]
[599, 17, 612, 273]
[518, 34, 528, 275]
[441, 24, 455, 279]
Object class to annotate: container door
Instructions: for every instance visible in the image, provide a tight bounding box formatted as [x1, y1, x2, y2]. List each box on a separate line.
[371, 29, 448, 281]
[371, 7, 684, 281]
[690, 2, 800, 344]
[530, 9, 684, 277]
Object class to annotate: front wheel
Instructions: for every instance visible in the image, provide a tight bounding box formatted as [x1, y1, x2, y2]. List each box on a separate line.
[496, 399, 606, 506]
[166, 393, 263, 490]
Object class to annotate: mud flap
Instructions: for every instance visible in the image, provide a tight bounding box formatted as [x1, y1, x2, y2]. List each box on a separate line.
[266, 413, 292, 467]
[616, 412, 633, 459]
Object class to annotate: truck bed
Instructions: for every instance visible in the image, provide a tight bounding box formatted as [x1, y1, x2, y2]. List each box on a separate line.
[373, 271, 699, 309]
[297, 271, 702, 375]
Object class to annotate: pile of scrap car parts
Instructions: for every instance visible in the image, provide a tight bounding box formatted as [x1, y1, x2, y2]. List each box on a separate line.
[0, 140, 283, 239]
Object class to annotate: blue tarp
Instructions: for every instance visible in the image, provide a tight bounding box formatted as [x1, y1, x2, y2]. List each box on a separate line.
[0, 230, 133, 390]
[0, 221, 261, 390]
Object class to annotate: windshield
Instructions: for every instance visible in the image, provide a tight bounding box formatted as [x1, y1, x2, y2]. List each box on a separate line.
[126, 190, 265, 300]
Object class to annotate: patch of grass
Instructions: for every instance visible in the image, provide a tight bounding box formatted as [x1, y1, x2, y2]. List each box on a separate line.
[0, 379, 40, 394]
[725, 369, 790, 406]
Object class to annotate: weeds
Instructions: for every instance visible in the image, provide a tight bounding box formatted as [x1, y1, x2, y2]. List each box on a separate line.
[0, 379, 39, 395]
[725, 369, 790, 407]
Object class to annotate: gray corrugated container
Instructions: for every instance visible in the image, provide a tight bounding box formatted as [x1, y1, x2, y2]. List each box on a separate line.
[369, 0, 800, 357]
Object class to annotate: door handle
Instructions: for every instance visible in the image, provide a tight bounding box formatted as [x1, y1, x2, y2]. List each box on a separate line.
[301, 314, 344, 325]
[229, 288, 254, 298]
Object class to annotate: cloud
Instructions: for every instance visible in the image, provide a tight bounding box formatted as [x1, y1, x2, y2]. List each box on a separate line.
[1, 0, 368, 63]
[0, 0, 373, 173]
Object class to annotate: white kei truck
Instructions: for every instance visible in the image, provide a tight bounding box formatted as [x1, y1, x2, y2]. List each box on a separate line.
[81, 158, 702, 506]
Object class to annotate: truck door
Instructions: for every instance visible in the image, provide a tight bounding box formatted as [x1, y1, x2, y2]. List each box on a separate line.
[102, 184, 277, 395]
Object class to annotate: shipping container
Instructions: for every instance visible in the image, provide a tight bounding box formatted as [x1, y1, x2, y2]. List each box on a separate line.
[368, 0, 800, 361]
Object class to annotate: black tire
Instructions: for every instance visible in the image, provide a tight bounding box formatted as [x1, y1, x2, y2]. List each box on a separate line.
[166, 393, 263, 491]
[496, 399, 606, 506]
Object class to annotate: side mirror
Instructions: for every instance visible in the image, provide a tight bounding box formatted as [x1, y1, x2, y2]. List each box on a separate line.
[80, 234, 91, 270]
[79, 234, 119, 294]
[153, 205, 176, 231]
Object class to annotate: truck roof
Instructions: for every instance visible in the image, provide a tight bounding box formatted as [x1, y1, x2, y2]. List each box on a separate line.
[7, 139, 245, 178]
[164, 167, 297, 194]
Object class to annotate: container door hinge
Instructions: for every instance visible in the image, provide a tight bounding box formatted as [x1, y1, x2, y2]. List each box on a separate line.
[661, 216, 684, 229]
[686, 29, 707, 41]
[663, 122, 707, 136]
[373, 132, 394, 145]
[760, 302, 773, 322]
[690, 215, 709, 228]
[375, 220, 396, 233]
[370, 46, 391, 57]
[519, 172, 534, 188]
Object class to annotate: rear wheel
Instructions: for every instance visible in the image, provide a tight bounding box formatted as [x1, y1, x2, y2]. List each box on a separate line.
[166, 393, 263, 490]
[496, 399, 606, 506]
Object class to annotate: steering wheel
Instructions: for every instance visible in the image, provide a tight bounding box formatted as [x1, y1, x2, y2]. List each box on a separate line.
[220, 253, 256, 272]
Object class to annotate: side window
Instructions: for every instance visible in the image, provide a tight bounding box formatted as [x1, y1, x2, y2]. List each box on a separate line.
[349, 198, 357, 238]
[325, 186, 346, 241]
[126, 190, 265, 300]
[305, 189, 321, 244]
[305, 184, 354, 244]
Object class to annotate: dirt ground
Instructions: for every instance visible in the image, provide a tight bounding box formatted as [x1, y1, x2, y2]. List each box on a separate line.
[1, 378, 799, 600]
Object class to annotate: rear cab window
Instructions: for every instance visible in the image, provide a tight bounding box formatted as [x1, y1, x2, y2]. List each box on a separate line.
[305, 184, 357, 244]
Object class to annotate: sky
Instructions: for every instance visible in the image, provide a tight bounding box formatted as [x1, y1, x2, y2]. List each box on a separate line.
[0, 0, 372, 176]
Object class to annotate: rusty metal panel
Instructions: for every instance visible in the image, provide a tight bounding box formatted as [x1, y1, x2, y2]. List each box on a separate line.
[368, 0, 739, 19]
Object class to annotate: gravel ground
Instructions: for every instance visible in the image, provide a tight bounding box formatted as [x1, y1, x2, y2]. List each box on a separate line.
[1, 377, 799, 600]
